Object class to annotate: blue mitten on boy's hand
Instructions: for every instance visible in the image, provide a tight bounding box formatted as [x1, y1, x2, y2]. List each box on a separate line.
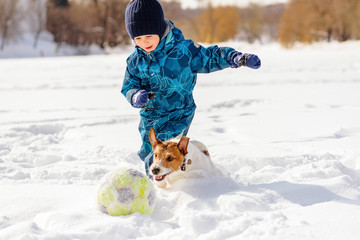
[231, 52, 261, 69]
[132, 89, 149, 108]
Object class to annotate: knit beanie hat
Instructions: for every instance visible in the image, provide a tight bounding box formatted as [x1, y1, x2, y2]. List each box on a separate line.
[125, 0, 167, 39]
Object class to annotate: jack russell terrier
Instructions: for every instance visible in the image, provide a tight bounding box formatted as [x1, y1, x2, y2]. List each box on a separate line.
[148, 128, 223, 188]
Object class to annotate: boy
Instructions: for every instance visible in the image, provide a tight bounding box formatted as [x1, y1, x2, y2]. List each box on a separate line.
[121, 0, 261, 174]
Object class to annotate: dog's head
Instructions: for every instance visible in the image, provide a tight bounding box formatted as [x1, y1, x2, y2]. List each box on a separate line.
[148, 128, 189, 185]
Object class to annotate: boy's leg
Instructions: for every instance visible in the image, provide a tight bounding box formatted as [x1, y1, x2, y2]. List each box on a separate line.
[138, 116, 160, 176]
[137, 125, 153, 175]
[156, 111, 194, 141]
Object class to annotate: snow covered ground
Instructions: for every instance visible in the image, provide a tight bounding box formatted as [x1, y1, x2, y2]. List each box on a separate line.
[1, 41, 360, 240]
[0, 32, 105, 59]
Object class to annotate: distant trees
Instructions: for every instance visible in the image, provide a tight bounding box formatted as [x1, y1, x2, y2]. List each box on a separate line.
[46, 0, 129, 49]
[279, 0, 360, 47]
[46, 1, 73, 47]
[39, 0, 286, 47]
[234, 4, 284, 44]
[0, 0, 22, 50]
[195, 5, 241, 43]
[1, 0, 360, 51]
[174, 3, 284, 44]
[51, 0, 69, 7]
[238, 4, 264, 43]
[91, 0, 129, 48]
[29, 0, 48, 48]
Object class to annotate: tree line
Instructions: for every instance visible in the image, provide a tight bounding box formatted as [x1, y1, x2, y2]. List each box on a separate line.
[0, 0, 359, 51]
[279, 0, 360, 47]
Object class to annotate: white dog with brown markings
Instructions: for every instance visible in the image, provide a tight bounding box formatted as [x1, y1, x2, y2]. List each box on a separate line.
[148, 128, 223, 188]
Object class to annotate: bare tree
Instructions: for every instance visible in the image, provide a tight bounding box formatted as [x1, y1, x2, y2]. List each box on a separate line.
[279, 0, 360, 47]
[262, 4, 284, 43]
[0, 0, 22, 50]
[46, 1, 70, 48]
[238, 4, 265, 43]
[46, 0, 129, 49]
[92, 0, 129, 48]
[51, 0, 69, 8]
[29, 0, 47, 48]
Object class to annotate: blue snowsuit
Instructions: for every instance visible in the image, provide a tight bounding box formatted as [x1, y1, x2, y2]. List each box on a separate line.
[121, 22, 236, 173]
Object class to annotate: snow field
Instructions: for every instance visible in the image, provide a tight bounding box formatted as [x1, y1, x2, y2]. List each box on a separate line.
[1, 41, 360, 239]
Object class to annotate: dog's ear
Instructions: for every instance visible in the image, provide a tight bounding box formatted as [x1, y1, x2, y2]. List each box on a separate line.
[149, 128, 161, 148]
[178, 136, 189, 155]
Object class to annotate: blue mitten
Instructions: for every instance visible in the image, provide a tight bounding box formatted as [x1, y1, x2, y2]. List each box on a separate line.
[132, 90, 149, 108]
[231, 52, 261, 69]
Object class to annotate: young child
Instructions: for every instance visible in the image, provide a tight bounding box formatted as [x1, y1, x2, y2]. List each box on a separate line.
[121, 0, 261, 174]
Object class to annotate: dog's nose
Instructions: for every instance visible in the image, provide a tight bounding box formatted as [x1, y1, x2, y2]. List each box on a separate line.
[152, 168, 160, 175]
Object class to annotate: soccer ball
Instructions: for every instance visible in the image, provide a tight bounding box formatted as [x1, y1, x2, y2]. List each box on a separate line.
[97, 168, 156, 216]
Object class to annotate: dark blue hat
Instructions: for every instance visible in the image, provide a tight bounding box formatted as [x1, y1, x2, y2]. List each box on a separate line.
[125, 0, 167, 39]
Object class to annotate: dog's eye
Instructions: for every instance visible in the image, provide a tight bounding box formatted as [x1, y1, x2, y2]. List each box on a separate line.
[154, 153, 158, 158]
[167, 156, 174, 162]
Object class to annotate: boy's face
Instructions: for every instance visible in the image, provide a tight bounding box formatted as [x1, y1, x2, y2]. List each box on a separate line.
[134, 34, 160, 53]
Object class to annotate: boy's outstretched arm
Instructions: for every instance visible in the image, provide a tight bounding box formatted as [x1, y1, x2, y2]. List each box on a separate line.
[188, 41, 261, 73]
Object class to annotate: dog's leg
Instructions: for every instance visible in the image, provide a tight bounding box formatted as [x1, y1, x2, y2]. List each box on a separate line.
[190, 140, 210, 157]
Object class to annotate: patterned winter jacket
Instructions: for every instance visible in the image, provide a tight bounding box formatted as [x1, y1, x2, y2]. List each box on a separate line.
[121, 21, 236, 160]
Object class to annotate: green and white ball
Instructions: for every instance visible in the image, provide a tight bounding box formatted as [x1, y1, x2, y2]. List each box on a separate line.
[97, 168, 156, 216]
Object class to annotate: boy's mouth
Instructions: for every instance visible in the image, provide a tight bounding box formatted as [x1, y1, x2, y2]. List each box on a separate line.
[145, 45, 153, 50]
